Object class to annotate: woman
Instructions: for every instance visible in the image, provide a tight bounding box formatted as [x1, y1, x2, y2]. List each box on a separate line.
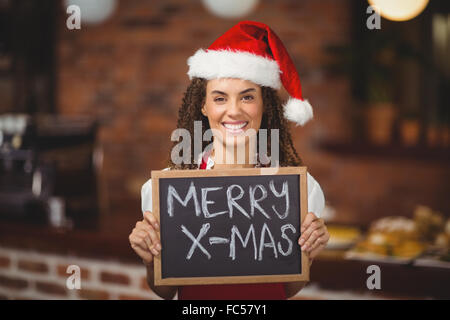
[129, 21, 329, 300]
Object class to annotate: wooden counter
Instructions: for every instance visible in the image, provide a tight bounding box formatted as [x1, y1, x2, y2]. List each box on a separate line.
[310, 250, 450, 299]
[0, 207, 449, 299]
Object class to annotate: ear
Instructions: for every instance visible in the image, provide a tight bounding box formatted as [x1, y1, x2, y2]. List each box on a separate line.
[201, 104, 207, 117]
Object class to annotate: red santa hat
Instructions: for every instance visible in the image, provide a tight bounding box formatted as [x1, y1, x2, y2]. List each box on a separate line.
[187, 20, 313, 126]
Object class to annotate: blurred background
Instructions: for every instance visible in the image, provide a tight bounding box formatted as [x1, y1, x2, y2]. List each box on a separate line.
[0, 0, 449, 300]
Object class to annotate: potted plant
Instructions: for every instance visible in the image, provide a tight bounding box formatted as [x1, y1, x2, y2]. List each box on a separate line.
[325, 30, 423, 146]
[400, 111, 420, 147]
[365, 49, 397, 146]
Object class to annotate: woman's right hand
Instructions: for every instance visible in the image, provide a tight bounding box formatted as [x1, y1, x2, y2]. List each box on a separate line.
[129, 211, 161, 266]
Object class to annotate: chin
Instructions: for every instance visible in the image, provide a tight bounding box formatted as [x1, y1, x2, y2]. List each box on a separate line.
[223, 130, 258, 147]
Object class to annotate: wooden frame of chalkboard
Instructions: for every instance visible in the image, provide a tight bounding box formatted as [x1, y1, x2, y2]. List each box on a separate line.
[151, 167, 309, 286]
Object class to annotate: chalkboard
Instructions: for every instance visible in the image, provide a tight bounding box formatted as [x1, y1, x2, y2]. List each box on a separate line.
[151, 167, 309, 286]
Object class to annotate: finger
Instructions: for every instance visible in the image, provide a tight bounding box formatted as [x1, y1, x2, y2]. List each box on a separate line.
[300, 227, 326, 251]
[136, 230, 160, 256]
[306, 234, 325, 253]
[143, 234, 159, 256]
[143, 211, 160, 231]
[137, 222, 161, 248]
[143, 226, 161, 253]
[132, 229, 157, 255]
[131, 244, 154, 263]
[135, 221, 161, 254]
[308, 243, 326, 260]
[307, 231, 330, 258]
[299, 219, 324, 247]
[301, 212, 318, 233]
[129, 232, 150, 252]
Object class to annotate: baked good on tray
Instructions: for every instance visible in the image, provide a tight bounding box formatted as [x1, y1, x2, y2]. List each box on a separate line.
[352, 216, 425, 259]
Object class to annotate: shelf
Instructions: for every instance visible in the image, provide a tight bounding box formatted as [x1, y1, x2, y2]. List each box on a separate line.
[319, 141, 450, 164]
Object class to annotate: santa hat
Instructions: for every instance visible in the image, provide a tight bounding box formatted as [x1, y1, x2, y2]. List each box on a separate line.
[187, 20, 313, 126]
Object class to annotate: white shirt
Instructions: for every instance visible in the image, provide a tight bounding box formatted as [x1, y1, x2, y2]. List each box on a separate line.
[141, 157, 325, 218]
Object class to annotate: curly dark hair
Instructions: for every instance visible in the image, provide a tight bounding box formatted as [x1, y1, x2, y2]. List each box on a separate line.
[167, 77, 302, 169]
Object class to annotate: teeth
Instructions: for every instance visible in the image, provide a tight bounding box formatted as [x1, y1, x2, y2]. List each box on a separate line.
[223, 122, 247, 130]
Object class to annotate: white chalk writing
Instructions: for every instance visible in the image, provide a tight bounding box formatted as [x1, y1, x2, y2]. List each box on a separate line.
[168, 182, 201, 217]
[230, 224, 257, 261]
[277, 224, 296, 256]
[269, 180, 289, 219]
[259, 223, 278, 261]
[201, 187, 228, 218]
[181, 223, 211, 260]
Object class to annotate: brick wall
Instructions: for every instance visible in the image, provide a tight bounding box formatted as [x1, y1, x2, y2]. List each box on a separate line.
[1, 246, 411, 300]
[56, 0, 448, 226]
[57, 0, 353, 212]
[0, 247, 160, 300]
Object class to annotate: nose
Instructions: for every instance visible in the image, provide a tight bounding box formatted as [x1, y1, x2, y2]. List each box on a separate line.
[226, 99, 242, 118]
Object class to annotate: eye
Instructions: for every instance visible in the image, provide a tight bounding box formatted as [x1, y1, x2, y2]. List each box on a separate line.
[214, 97, 225, 102]
[242, 95, 254, 101]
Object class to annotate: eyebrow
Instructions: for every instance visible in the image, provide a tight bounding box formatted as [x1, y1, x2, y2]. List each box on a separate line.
[210, 88, 256, 95]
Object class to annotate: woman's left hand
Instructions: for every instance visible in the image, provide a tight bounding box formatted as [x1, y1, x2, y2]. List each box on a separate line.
[298, 212, 330, 262]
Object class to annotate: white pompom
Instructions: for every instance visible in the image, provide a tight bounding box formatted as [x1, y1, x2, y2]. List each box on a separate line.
[283, 97, 313, 126]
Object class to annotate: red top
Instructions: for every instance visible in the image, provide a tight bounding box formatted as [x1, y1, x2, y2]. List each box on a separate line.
[179, 283, 286, 300]
[177, 156, 287, 300]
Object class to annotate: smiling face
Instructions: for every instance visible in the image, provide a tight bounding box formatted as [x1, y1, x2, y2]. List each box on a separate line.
[168, 77, 303, 169]
[201, 78, 264, 151]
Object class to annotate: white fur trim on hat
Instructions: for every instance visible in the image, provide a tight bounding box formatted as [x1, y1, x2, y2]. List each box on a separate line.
[187, 49, 282, 89]
[283, 97, 313, 126]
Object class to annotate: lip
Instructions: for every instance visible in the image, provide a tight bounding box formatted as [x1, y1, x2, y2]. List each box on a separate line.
[221, 121, 249, 134]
